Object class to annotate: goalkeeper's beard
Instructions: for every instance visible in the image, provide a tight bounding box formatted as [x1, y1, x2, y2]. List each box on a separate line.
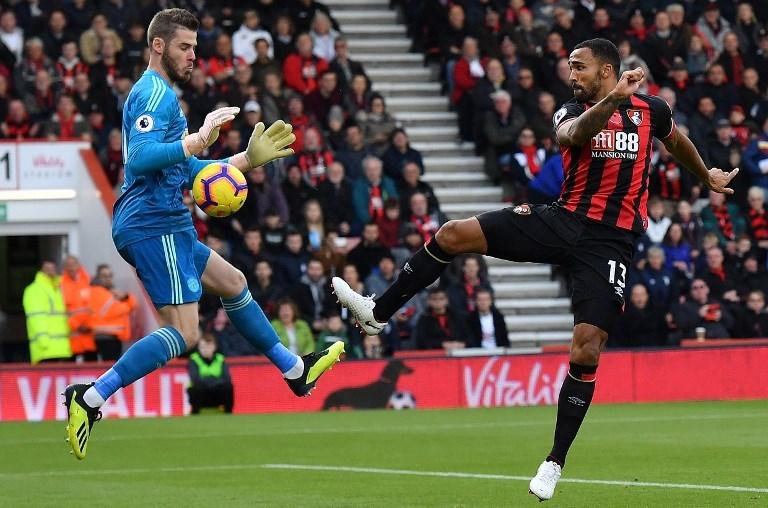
[161, 52, 191, 84]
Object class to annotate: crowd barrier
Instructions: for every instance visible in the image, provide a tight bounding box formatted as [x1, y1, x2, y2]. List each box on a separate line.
[1, 345, 767, 421]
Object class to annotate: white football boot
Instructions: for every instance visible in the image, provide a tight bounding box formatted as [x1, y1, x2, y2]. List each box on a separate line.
[331, 277, 387, 335]
[529, 460, 562, 501]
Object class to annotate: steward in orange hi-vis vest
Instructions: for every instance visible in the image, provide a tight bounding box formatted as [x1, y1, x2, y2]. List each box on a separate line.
[61, 257, 96, 357]
[89, 284, 137, 342]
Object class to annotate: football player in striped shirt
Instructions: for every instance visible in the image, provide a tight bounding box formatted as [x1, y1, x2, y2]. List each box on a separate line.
[333, 38, 737, 501]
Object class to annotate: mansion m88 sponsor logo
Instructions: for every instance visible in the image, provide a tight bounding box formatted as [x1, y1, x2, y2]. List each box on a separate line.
[591, 130, 640, 159]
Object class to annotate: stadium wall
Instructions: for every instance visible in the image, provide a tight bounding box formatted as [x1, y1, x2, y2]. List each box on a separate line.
[0, 141, 158, 337]
[1, 345, 768, 421]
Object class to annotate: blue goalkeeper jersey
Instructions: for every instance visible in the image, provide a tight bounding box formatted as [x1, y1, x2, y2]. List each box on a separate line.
[112, 70, 196, 250]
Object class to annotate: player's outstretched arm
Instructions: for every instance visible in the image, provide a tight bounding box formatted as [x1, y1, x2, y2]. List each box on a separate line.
[556, 67, 645, 146]
[182, 106, 241, 157]
[662, 128, 739, 194]
[229, 120, 296, 171]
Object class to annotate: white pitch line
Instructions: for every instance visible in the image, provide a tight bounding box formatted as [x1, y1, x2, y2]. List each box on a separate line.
[1, 462, 766, 494]
[3, 411, 768, 446]
[262, 464, 768, 494]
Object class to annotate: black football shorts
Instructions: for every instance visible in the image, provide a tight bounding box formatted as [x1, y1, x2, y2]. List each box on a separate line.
[476, 203, 636, 332]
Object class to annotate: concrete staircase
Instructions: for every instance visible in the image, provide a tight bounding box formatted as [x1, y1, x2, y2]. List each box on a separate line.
[329, 0, 572, 346]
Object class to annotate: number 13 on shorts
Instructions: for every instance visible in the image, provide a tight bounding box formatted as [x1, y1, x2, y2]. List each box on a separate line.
[607, 259, 626, 297]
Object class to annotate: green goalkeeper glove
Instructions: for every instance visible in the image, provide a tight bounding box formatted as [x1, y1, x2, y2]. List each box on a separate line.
[183, 106, 240, 157]
[244, 120, 296, 167]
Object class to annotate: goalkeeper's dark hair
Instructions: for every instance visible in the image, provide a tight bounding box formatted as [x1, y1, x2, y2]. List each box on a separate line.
[573, 38, 620, 80]
[147, 8, 199, 46]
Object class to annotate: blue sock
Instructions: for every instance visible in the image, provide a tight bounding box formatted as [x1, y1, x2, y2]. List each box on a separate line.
[222, 287, 299, 373]
[93, 326, 186, 400]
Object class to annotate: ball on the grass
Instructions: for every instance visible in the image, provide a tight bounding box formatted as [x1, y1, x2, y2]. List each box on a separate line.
[388, 390, 417, 410]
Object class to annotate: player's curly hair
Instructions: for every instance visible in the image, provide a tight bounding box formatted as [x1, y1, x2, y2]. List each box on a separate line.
[147, 8, 199, 46]
[574, 38, 620, 80]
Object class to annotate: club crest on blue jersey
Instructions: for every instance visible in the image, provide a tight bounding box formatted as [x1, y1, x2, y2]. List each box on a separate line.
[187, 277, 200, 292]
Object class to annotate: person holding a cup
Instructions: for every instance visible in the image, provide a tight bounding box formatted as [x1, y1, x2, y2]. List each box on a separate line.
[673, 279, 735, 340]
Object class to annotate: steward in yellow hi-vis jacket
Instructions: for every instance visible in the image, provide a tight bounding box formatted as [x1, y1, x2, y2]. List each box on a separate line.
[23, 261, 72, 364]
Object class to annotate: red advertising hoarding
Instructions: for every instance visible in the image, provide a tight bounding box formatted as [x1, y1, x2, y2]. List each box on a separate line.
[2, 346, 768, 421]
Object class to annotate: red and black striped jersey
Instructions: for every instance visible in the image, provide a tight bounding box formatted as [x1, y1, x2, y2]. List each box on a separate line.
[554, 93, 675, 234]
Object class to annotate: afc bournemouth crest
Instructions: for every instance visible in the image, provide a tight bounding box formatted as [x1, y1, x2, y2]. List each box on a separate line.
[627, 109, 643, 126]
[512, 204, 531, 215]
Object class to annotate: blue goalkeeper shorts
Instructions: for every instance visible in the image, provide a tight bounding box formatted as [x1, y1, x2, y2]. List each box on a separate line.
[118, 229, 211, 308]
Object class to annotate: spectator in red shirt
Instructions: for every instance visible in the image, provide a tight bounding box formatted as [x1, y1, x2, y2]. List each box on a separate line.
[447, 254, 493, 316]
[625, 8, 648, 43]
[407, 192, 447, 242]
[286, 95, 317, 152]
[374, 198, 402, 249]
[414, 288, 469, 351]
[56, 41, 88, 95]
[452, 36, 485, 141]
[204, 33, 246, 95]
[700, 191, 747, 251]
[282, 32, 329, 95]
[43, 94, 91, 141]
[728, 105, 751, 148]
[697, 246, 741, 303]
[0, 98, 38, 139]
[296, 126, 334, 186]
[504, 127, 546, 203]
[716, 32, 755, 87]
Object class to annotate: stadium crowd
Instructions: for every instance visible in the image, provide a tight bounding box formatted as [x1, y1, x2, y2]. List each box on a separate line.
[7, 0, 768, 362]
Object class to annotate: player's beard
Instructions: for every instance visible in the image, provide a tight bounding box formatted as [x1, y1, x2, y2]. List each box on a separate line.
[572, 77, 601, 103]
[161, 51, 192, 84]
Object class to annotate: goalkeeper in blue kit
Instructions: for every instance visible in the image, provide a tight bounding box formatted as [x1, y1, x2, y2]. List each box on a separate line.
[63, 8, 344, 460]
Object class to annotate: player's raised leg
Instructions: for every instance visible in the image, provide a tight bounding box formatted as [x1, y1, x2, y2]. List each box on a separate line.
[201, 248, 343, 396]
[333, 217, 487, 334]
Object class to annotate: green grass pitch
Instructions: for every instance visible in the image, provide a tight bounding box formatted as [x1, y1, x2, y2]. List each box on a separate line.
[1, 400, 766, 507]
